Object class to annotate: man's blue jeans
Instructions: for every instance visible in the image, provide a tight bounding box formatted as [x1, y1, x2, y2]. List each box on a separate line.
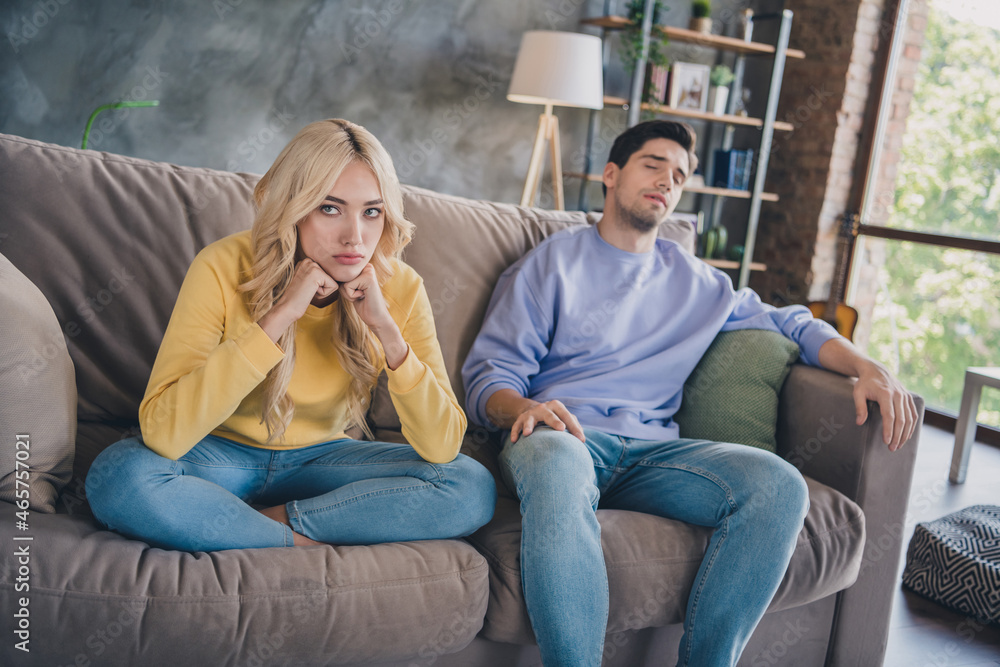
[86, 435, 496, 552]
[499, 427, 809, 667]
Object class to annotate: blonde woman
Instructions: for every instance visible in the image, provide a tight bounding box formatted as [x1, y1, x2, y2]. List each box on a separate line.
[87, 119, 496, 551]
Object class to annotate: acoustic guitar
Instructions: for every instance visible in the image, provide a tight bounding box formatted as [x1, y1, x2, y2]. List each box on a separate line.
[807, 213, 859, 341]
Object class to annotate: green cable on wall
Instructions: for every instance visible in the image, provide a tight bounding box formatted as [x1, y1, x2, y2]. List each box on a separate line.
[81, 100, 159, 150]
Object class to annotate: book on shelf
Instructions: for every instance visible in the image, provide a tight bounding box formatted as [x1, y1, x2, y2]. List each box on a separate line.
[712, 149, 754, 191]
[644, 64, 670, 104]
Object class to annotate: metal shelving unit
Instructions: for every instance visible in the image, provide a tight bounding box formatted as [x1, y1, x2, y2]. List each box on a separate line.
[575, 2, 800, 289]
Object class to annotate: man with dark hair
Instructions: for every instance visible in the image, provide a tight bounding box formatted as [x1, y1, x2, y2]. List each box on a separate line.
[602, 120, 699, 197]
[462, 120, 916, 666]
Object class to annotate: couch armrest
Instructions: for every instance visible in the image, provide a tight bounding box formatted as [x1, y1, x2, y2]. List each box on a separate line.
[775, 364, 924, 667]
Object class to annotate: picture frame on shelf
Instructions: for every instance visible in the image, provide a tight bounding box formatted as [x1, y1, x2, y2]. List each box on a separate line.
[668, 62, 711, 112]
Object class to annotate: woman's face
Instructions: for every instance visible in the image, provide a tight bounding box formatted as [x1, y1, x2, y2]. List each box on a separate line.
[297, 161, 385, 284]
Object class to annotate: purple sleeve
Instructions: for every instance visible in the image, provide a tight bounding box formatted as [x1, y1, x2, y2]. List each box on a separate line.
[461, 265, 553, 427]
[720, 288, 841, 367]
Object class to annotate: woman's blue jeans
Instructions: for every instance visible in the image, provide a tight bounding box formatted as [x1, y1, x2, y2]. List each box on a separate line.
[86, 435, 497, 552]
[499, 427, 810, 667]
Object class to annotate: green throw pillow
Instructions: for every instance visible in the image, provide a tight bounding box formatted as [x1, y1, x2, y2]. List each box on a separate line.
[674, 329, 800, 452]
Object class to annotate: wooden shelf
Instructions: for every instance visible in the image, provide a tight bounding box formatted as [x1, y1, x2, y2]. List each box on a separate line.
[603, 96, 794, 132]
[689, 184, 778, 202]
[565, 172, 779, 202]
[704, 258, 767, 271]
[581, 16, 806, 59]
[580, 11, 800, 288]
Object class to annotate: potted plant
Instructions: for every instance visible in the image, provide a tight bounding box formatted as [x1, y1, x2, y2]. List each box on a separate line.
[620, 0, 672, 105]
[708, 63, 734, 115]
[690, 0, 712, 34]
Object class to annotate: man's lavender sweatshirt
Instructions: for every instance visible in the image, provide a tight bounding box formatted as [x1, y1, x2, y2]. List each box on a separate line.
[461, 224, 840, 441]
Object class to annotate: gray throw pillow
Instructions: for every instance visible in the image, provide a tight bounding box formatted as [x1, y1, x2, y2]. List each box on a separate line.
[0, 252, 76, 512]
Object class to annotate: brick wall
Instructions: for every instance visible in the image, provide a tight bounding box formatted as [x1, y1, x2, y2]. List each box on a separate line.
[748, 0, 928, 332]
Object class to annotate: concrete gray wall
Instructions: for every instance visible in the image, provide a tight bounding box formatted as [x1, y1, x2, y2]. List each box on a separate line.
[2, 0, 619, 206]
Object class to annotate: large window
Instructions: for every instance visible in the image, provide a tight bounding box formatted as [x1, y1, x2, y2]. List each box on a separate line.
[869, 241, 1000, 423]
[862, 0, 1000, 425]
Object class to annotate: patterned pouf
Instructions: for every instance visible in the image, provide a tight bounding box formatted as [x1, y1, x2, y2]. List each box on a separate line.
[902, 505, 1000, 623]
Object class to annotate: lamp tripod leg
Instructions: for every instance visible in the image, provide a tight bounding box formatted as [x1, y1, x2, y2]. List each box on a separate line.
[520, 112, 551, 208]
[548, 114, 564, 211]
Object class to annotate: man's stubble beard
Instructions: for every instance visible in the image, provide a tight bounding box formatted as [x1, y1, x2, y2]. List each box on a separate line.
[612, 188, 666, 234]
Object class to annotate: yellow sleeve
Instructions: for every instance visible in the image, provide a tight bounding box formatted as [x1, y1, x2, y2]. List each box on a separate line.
[385, 278, 467, 464]
[139, 249, 284, 460]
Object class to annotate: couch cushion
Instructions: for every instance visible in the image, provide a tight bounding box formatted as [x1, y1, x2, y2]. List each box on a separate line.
[674, 329, 800, 453]
[0, 506, 489, 665]
[0, 252, 76, 513]
[463, 435, 863, 643]
[0, 133, 260, 478]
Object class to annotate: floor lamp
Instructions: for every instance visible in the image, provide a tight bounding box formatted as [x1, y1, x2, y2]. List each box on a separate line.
[507, 31, 603, 210]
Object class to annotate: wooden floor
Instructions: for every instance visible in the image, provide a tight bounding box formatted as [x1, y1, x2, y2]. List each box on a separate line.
[882, 423, 1000, 666]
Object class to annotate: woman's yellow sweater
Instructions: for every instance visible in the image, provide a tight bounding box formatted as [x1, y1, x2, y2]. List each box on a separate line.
[138, 230, 466, 463]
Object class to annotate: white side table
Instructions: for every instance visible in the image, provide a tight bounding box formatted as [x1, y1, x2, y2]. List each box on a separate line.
[950, 367, 1000, 484]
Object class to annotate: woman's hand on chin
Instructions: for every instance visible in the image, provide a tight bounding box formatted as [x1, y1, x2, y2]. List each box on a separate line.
[258, 259, 338, 343]
[340, 264, 389, 327]
[341, 265, 408, 369]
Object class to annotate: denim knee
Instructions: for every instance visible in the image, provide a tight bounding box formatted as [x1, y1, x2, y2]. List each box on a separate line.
[86, 437, 171, 524]
[785, 467, 811, 522]
[749, 454, 810, 523]
[500, 429, 597, 505]
[773, 458, 809, 512]
[444, 453, 497, 534]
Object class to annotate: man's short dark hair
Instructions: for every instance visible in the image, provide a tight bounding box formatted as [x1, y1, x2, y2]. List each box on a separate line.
[602, 121, 699, 197]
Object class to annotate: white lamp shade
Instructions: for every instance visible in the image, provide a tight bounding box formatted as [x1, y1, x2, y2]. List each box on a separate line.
[507, 31, 604, 110]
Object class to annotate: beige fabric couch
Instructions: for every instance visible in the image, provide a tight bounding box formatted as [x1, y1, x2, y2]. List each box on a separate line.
[0, 133, 921, 666]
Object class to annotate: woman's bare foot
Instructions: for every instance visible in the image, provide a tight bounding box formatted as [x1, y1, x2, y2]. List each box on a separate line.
[258, 505, 324, 546]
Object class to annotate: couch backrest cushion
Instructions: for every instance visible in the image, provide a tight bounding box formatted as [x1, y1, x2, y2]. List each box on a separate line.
[399, 186, 588, 398]
[0, 133, 260, 477]
[0, 134, 260, 429]
[0, 251, 76, 512]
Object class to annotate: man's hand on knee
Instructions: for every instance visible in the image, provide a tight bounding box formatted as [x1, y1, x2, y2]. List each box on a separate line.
[485, 389, 586, 444]
[512, 400, 586, 444]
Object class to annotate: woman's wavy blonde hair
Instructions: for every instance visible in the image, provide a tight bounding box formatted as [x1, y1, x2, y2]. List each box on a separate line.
[239, 119, 414, 443]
